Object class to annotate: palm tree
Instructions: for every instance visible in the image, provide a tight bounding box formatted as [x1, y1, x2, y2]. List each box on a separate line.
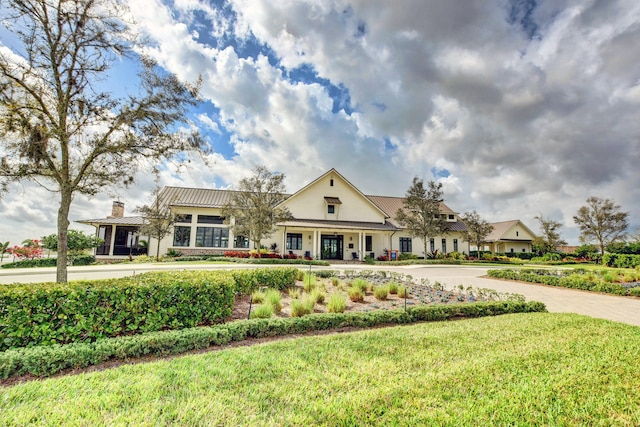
[0, 241, 10, 262]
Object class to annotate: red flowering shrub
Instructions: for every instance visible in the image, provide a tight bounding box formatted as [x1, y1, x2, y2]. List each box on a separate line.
[7, 239, 43, 259]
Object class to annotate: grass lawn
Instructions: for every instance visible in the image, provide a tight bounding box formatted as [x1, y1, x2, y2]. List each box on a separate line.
[2, 313, 640, 426]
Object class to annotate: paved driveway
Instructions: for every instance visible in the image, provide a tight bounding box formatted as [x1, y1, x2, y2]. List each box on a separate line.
[1, 263, 639, 327]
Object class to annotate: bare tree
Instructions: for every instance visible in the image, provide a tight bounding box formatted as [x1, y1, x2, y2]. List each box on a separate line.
[222, 166, 293, 250]
[135, 186, 177, 261]
[395, 177, 448, 257]
[0, 0, 206, 282]
[573, 196, 629, 259]
[460, 210, 494, 256]
[533, 215, 567, 255]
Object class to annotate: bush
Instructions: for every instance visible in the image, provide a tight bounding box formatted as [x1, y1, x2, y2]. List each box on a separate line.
[290, 297, 315, 317]
[347, 287, 365, 302]
[397, 285, 408, 298]
[0, 270, 236, 350]
[232, 268, 298, 295]
[374, 286, 389, 301]
[264, 289, 282, 314]
[388, 282, 399, 294]
[603, 254, 640, 269]
[250, 304, 274, 319]
[251, 290, 265, 304]
[0, 301, 547, 379]
[0, 256, 95, 269]
[310, 289, 326, 304]
[327, 294, 347, 313]
[351, 278, 369, 294]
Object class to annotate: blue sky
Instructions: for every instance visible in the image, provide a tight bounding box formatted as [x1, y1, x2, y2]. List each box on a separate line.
[1, 0, 639, 246]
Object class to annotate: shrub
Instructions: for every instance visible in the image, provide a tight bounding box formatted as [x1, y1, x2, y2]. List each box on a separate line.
[288, 288, 301, 299]
[264, 289, 282, 313]
[290, 297, 315, 317]
[310, 289, 326, 304]
[351, 278, 369, 294]
[397, 285, 408, 298]
[251, 290, 266, 304]
[331, 277, 339, 286]
[374, 286, 389, 301]
[347, 287, 365, 302]
[232, 268, 298, 295]
[303, 273, 317, 292]
[629, 287, 640, 297]
[250, 304, 274, 319]
[314, 270, 336, 278]
[0, 270, 236, 350]
[327, 294, 347, 313]
[388, 282, 399, 294]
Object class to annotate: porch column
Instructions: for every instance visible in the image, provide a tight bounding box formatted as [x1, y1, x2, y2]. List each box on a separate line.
[358, 232, 364, 261]
[313, 230, 318, 259]
[109, 226, 117, 256]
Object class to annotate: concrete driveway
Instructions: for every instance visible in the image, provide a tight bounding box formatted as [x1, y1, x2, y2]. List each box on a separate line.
[1, 262, 639, 327]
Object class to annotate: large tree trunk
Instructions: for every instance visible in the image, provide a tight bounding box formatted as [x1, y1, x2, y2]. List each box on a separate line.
[56, 190, 72, 283]
[156, 238, 161, 262]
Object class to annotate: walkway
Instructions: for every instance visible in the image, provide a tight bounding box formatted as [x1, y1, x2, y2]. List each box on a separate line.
[1, 263, 639, 327]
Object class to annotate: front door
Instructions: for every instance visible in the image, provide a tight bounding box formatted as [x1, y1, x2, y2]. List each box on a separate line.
[321, 235, 343, 260]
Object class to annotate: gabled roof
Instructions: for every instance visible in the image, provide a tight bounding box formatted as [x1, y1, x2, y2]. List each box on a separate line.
[367, 195, 458, 227]
[485, 220, 536, 242]
[278, 168, 389, 218]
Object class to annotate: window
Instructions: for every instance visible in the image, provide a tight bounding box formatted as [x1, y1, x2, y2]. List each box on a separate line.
[287, 233, 303, 250]
[173, 226, 191, 247]
[399, 237, 412, 253]
[516, 231, 519, 236]
[176, 214, 192, 223]
[195, 227, 229, 247]
[448, 214, 455, 220]
[442, 238, 447, 253]
[197, 215, 225, 224]
[430, 238, 435, 252]
[453, 238, 458, 252]
[328, 205, 335, 214]
[365, 236, 372, 251]
[330, 179, 334, 186]
[234, 235, 249, 248]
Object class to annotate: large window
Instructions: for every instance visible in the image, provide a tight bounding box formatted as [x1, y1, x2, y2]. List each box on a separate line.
[287, 233, 303, 250]
[430, 238, 435, 252]
[442, 238, 447, 253]
[195, 227, 229, 247]
[197, 215, 225, 224]
[399, 237, 412, 253]
[234, 235, 249, 248]
[453, 238, 458, 252]
[365, 236, 372, 251]
[173, 226, 191, 247]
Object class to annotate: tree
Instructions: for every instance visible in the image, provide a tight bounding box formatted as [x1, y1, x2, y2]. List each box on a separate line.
[533, 215, 567, 255]
[459, 210, 494, 257]
[222, 166, 293, 250]
[395, 177, 448, 257]
[42, 229, 102, 263]
[0, 0, 206, 283]
[135, 186, 177, 261]
[573, 196, 629, 259]
[0, 241, 10, 261]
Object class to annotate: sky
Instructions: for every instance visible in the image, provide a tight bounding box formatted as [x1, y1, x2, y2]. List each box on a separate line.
[1, 0, 639, 246]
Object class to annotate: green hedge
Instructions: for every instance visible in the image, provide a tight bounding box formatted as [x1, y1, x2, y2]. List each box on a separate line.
[603, 254, 640, 268]
[0, 271, 236, 350]
[231, 267, 299, 295]
[1, 255, 95, 269]
[0, 301, 546, 379]
[487, 269, 629, 296]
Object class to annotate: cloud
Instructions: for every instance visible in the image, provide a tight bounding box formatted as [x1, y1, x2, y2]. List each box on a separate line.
[1, 0, 639, 245]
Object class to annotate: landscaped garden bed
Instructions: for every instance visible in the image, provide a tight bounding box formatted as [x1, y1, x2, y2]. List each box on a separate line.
[488, 268, 640, 297]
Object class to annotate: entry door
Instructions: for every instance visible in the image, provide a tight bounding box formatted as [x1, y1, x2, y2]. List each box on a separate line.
[321, 235, 343, 260]
[96, 225, 112, 255]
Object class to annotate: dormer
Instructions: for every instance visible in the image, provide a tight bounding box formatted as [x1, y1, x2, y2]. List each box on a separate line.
[324, 196, 341, 219]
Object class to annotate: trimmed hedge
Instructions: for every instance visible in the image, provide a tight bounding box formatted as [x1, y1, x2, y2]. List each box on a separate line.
[0, 300, 546, 379]
[0, 271, 237, 350]
[1, 255, 95, 269]
[603, 254, 640, 269]
[487, 269, 630, 296]
[0, 268, 300, 351]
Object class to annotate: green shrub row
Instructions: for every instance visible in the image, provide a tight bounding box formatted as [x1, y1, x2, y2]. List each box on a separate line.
[603, 253, 640, 269]
[231, 267, 299, 295]
[0, 300, 546, 379]
[1, 255, 95, 269]
[487, 269, 630, 296]
[0, 271, 237, 350]
[224, 257, 330, 266]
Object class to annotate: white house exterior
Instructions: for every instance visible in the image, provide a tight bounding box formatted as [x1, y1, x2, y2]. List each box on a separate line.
[78, 169, 531, 260]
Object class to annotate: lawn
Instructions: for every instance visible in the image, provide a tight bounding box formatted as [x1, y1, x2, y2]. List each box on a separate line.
[2, 312, 640, 426]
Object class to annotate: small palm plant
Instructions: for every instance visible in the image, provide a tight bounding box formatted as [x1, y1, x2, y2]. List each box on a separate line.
[0, 241, 10, 262]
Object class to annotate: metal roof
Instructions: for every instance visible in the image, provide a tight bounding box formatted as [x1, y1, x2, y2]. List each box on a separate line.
[324, 196, 342, 204]
[76, 216, 145, 226]
[278, 218, 399, 231]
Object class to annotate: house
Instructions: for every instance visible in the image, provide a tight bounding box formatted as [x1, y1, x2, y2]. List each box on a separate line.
[78, 169, 529, 260]
[483, 220, 535, 254]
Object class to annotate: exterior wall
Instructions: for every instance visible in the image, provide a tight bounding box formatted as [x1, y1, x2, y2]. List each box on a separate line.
[495, 242, 532, 253]
[391, 231, 468, 257]
[282, 171, 387, 223]
[501, 224, 535, 241]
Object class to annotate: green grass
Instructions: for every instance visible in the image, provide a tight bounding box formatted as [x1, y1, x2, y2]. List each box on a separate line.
[2, 313, 640, 426]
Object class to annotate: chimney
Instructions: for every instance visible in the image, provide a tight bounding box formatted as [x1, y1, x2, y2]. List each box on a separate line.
[109, 201, 124, 218]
